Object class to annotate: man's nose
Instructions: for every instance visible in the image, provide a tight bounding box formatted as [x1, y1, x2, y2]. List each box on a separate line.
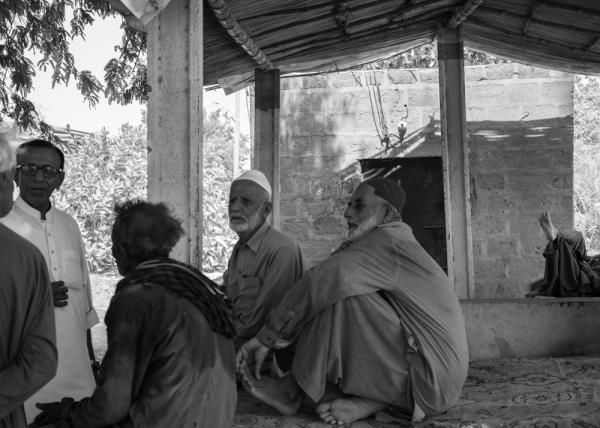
[229, 198, 242, 211]
[343, 206, 352, 219]
[33, 169, 45, 181]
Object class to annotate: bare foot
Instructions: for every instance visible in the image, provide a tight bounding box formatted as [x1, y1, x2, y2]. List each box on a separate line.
[316, 396, 387, 425]
[240, 364, 302, 416]
[538, 211, 558, 241]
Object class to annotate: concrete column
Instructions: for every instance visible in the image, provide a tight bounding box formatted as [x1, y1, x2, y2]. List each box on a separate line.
[437, 27, 475, 298]
[147, 0, 203, 267]
[253, 68, 280, 228]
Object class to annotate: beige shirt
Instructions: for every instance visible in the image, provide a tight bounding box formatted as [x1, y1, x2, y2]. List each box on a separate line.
[0, 197, 98, 421]
[224, 222, 305, 339]
[258, 221, 469, 416]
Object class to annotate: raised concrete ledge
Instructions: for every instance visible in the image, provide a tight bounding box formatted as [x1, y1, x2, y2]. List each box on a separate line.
[460, 298, 600, 360]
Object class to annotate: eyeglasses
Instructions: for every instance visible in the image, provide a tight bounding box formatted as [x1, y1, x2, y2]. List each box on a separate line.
[17, 164, 63, 178]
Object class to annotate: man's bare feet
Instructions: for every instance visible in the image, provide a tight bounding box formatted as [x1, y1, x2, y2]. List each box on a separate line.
[240, 364, 302, 416]
[539, 211, 558, 242]
[316, 396, 387, 425]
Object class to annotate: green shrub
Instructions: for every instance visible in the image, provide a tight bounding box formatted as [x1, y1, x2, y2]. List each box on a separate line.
[202, 108, 251, 275]
[574, 75, 600, 253]
[54, 108, 249, 274]
[54, 123, 147, 273]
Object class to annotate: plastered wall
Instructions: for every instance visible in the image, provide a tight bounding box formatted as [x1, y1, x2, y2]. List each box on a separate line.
[278, 63, 573, 298]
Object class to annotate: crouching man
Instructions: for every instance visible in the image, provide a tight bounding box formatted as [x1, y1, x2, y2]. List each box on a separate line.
[33, 200, 237, 428]
[238, 178, 469, 425]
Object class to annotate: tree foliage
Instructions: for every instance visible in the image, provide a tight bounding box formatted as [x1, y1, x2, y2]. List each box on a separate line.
[54, 122, 147, 273]
[573, 75, 600, 252]
[369, 42, 510, 70]
[0, 1, 147, 133]
[52, 107, 249, 274]
[202, 108, 251, 275]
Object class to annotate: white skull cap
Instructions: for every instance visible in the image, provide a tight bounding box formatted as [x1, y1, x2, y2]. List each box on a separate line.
[232, 169, 272, 199]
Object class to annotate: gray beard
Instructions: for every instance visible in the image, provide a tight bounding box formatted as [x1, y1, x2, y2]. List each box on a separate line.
[347, 210, 385, 242]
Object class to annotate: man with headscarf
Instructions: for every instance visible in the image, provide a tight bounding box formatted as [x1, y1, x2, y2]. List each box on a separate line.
[225, 170, 306, 371]
[528, 211, 600, 297]
[33, 200, 237, 428]
[0, 134, 57, 428]
[237, 178, 469, 425]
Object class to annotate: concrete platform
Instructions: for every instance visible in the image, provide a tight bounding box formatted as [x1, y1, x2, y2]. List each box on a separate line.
[462, 298, 600, 359]
[234, 355, 600, 427]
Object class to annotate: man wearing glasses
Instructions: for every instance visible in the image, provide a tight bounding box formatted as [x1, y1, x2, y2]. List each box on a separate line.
[0, 139, 99, 423]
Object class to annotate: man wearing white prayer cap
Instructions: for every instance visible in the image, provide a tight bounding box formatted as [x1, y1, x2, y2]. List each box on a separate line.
[224, 169, 306, 373]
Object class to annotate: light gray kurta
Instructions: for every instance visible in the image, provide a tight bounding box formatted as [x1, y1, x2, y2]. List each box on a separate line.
[258, 221, 469, 417]
[225, 222, 305, 339]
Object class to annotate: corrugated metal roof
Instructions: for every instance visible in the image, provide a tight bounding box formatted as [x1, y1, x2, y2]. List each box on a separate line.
[113, 0, 600, 88]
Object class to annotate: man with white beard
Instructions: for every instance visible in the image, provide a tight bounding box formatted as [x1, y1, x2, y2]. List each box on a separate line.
[237, 178, 469, 426]
[224, 170, 305, 372]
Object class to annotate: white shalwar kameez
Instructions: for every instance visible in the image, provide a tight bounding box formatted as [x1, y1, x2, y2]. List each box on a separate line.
[0, 197, 99, 422]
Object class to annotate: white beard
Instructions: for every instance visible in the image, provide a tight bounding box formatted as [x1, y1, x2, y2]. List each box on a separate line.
[347, 207, 386, 242]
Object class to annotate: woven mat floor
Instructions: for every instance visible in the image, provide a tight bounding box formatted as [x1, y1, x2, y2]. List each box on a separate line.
[234, 356, 600, 428]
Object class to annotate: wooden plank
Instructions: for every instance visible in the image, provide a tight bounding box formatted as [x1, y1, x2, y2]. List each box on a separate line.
[437, 27, 475, 299]
[147, 0, 204, 267]
[254, 69, 281, 229]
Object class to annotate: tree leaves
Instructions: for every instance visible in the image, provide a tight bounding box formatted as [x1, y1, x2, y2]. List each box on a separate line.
[0, 1, 147, 132]
[77, 69, 102, 107]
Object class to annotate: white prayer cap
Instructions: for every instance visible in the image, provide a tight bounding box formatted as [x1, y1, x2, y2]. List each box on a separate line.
[232, 169, 272, 199]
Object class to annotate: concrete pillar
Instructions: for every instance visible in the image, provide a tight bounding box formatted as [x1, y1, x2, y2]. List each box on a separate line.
[253, 68, 280, 228]
[147, 0, 203, 267]
[437, 27, 475, 298]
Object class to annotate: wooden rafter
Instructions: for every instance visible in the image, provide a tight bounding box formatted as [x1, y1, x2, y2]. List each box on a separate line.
[584, 36, 600, 57]
[260, 1, 450, 53]
[468, 16, 593, 54]
[479, 6, 600, 35]
[207, 0, 274, 70]
[541, 0, 600, 17]
[386, 0, 418, 27]
[248, 0, 447, 40]
[447, 0, 485, 29]
[522, 0, 543, 37]
[272, 16, 443, 62]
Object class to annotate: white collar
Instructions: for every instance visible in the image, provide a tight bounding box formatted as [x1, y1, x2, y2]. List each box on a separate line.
[14, 195, 55, 222]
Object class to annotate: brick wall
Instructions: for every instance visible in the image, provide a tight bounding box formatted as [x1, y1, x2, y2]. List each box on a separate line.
[279, 64, 573, 298]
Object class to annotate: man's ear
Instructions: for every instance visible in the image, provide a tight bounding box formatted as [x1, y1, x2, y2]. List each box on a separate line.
[382, 203, 394, 223]
[55, 171, 65, 190]
[262, 201, 273, 217]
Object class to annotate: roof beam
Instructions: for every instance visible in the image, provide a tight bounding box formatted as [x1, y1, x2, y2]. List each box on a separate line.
[584, 36, 600, 57]
[263, 5, 453, 55]
[522, 0, 543, 37]
[207, 0, 274, 71]
[541, 0, 600, 17]
[468, 16, 592, 54]
[479, 6, 600, 35]
[249, 0, 447, 40]
[447, 0, 485, 29]
[271, 15, 445, 62]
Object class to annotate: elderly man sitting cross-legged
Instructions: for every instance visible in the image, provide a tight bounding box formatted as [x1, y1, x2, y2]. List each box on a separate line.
[33, 200, 237, 428]
[237, 178, 469, 425]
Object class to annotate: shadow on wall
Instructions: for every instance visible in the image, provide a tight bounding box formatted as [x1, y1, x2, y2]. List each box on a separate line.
[281, 102, 574, 299]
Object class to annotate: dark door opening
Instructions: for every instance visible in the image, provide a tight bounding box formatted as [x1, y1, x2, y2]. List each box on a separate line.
[359, 157, 447, 272]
